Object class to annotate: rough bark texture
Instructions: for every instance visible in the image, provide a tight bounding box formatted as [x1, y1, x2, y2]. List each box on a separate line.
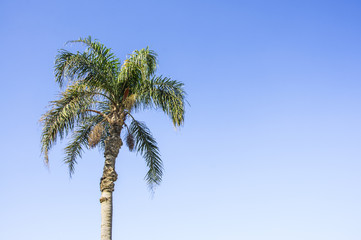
[100, 123, 122, 240]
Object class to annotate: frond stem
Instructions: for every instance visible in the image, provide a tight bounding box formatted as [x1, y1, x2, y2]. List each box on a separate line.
[92, 92, 117, 106]
[124, 111, 136, 122]
[84, 109, 111, 123]
[123, 122, 131, 133]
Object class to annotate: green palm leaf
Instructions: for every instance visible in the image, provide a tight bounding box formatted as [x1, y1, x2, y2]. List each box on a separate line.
[128, 119, 163, 190]
[136, 76, 186, 126]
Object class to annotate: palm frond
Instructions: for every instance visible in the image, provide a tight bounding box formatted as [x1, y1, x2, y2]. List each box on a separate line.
[70, 37, 121, 82]
[55, 50, 92, 87]
[40, 83, 106, 164]
[55, 38, 120, 94]
[136, 76, 186, 127]
[129, 119, 163, 190]
[126, 47, 158, 79]
[68, 36, 120, 69]
[116, 47, 158, 100]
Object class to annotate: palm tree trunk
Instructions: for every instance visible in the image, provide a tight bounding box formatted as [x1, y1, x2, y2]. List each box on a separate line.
[100, 124, 122, 240]
[100, 191, 113, 240]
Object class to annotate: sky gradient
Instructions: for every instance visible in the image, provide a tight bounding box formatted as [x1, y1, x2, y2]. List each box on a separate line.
[1, 0, 361, 239]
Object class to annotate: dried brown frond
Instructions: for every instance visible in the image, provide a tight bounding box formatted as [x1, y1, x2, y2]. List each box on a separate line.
[88, 123, 104, 148]
[123, 88, 129, 100]
[126, 133, 135, 151]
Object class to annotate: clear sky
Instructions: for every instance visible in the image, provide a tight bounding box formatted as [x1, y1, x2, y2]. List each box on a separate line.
[1, 0, 361, 239]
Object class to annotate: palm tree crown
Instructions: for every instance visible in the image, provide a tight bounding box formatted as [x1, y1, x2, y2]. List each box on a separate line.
[40, 37, 186, 190]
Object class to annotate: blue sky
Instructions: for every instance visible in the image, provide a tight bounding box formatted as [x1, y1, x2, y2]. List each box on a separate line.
[1, 0, 361, 239]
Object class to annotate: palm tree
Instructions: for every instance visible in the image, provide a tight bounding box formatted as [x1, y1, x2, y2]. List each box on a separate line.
[40, 37, 186, 240]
